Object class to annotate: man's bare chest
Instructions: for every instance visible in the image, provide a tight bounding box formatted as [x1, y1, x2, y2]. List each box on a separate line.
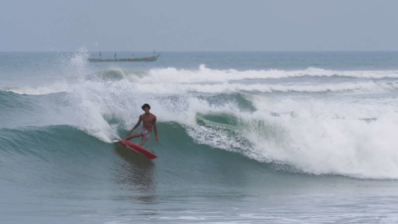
[142, 116, 154, 123]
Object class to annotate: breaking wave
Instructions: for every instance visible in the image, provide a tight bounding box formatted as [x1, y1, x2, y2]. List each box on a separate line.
[2, 52, 398, 179]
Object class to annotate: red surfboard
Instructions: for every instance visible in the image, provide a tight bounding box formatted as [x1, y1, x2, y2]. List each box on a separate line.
[115, 138, 157, 160]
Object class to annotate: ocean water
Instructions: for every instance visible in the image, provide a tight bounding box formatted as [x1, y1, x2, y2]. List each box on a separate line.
[1, 50, 398, 223]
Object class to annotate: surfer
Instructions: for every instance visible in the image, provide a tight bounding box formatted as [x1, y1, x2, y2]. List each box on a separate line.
[124, 104, 159, 146]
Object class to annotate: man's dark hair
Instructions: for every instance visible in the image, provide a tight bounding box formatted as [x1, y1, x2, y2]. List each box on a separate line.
[142, 104, 151, 110]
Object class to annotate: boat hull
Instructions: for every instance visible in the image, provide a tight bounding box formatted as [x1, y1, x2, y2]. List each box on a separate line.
[88, 54, 160, 62]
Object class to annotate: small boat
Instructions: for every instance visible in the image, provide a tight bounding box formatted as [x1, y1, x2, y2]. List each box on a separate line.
[88, 53, 161, 62]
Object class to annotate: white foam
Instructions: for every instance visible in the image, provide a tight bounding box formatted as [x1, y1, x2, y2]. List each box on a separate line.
[257, 100, 398, 179]
[185, 97, 398, 179]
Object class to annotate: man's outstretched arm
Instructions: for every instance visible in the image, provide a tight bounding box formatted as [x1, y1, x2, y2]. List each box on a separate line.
[127, 117, 142, 136]
[153, 117, 159, 141]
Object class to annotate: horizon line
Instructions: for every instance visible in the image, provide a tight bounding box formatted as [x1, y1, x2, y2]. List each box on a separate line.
[2, 50, 398, 53]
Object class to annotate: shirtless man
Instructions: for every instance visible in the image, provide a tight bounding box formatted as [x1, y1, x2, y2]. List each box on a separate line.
[124, 104, 159, 146]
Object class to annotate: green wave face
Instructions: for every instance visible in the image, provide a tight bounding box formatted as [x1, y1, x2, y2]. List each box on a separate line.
[0, 123, 282, 192]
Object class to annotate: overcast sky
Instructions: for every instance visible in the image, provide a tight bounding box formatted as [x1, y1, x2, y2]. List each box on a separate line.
[1, 0, 398, 51]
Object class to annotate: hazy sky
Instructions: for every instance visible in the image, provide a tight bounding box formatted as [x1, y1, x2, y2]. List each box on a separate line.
[1, 0, 398, 51]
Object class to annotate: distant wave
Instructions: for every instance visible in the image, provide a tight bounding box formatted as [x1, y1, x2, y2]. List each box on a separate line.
[3, 64, 398, 96]
[5, 85, 71, 95]
[87, 65, 398, 84]
[4, 80, 398, 96]
[135, 65, 398, 84]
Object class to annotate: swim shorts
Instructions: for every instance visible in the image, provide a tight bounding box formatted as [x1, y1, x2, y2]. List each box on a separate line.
[136, 128, 151, 139]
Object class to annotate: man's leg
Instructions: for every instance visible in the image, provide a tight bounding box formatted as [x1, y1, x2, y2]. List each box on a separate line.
[139, 137, 148, 146]
[124, 133, 141, 141]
